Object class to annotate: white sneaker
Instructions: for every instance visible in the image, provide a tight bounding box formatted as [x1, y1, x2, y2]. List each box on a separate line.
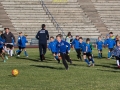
[17, 55, 20, 57]
[26, 56, 29, 58]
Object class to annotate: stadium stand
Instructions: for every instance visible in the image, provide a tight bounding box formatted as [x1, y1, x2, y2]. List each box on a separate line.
[0, 0, 58, 43]
[1, 0, 120, 45]
[0, 2, 17, 36]
[0, 24, 4, 31]
[77, 0, 108, 36]
[91, 0, 120, 35]
[44, 0, 101, 38]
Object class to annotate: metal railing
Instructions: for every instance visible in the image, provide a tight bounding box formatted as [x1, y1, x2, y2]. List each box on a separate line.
[40, 0, 66, 37]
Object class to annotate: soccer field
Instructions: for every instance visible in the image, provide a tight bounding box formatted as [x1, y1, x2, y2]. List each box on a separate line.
[0, 48, 120, 90]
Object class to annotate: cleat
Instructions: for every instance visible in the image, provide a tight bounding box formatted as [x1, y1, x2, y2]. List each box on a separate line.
[3, 60, 6, 63]
[5, 56, 8, 60]
[17, 55, 20, 57]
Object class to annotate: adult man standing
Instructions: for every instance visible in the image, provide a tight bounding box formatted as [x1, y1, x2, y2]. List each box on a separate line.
[36, 24, 49, 61]
[3, 28, 16, 56]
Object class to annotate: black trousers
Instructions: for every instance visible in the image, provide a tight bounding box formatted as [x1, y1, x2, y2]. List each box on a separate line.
[60, 53, 71, 69]
[75, 49, 81, 59]
[39, 43, 47, 59]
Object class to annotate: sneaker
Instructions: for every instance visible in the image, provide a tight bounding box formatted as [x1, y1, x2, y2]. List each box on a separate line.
[3, 60, 6, 63]
[66, 68, 69, 71]
[118, 66, 120, 68]
[54, 57, 56, 60]
[42, 55, 45, 60]
[88, 64, 91, 67]
[5, 56, 8, 60]
[91, 64, 95, 67]
[26, 56, 29, 58]
[17, 55, 20, 57]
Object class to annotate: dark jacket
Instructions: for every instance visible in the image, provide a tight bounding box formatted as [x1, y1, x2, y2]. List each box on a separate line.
[36, 29, 49, 44]
[3, 32, 16, 43]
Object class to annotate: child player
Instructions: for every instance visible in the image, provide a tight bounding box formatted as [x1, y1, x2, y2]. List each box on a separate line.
[56, 34, 72, 70]
[96, 36, 104, 58]
[17, 32, 28, 57]
[111, 40, 120, 68]
[86, 38, 94, 66]
[0, 33, 8, 62]
[48, 36, 60, 63]
[107, 32, 116, 59]
[79, 37, 91, 66]
[72, 35, 82, 61]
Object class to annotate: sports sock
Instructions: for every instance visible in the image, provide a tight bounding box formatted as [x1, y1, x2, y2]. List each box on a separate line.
[24, 51, 28, 56]
[108, 52, 111, 58]
[98, 53, 101, 58]
[116, 60, 120, 66]
[85, 59, 90, 65]
[16, 50, 20, 53]
[55, 56, 59, 60]
[10, 50, 13, 56]
[90, 58, 94, 64]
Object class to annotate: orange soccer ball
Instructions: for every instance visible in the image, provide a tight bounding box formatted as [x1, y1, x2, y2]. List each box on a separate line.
[12, 69, 19, 77]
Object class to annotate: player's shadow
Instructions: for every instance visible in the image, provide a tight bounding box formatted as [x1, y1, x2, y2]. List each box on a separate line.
[30, 65, 64, 70]
[96, 68, 120, 73]
[16, 57, 39, 62]
[95, 64, 118, 69]
[93, 56, 107, 59]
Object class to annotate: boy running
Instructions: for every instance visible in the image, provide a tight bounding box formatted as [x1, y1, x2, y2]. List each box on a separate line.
[86, 38, 95, 66]
[79, 37, 90, 66]
[56, 34, 72, 70]
[17, 32, 28, 57]
[107, 32, 116, 59]
[96, 36, 104, 58]
[72, 35, 82, 61]
[48, 36, 60, 63]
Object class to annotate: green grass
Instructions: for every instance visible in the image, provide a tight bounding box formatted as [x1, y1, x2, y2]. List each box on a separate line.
[0, 48, 120, 90]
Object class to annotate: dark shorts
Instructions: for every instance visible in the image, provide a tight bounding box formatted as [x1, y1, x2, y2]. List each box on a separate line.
[6, 44, 13, 49]
[19, 46, 25, 50]
[109, 48, 113, 52]
[83, 53, 86, 55]
[0, 47, 3, 53]
[115, 56, 120, 60]
[86, 52, 92, 57]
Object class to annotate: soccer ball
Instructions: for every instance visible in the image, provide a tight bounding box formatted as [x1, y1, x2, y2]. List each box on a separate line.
[12, 69, 19, 76]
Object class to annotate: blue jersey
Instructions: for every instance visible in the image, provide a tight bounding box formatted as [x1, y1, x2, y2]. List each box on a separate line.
[18, 36, 28, 47]
[104, 39, 108, 45]
[86, 43, 92, 53]
[0, 36, 5, 48]
[107, 38, 115, 49]
[56, 40, 70, 53]
[96, 40, 103, 50]
[36, 29, 49, 44]
[111, 46, 120, 57]
[48, 40, 57, 53]
[72, 39, 80, 49]
[79, 42, 86, 52]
